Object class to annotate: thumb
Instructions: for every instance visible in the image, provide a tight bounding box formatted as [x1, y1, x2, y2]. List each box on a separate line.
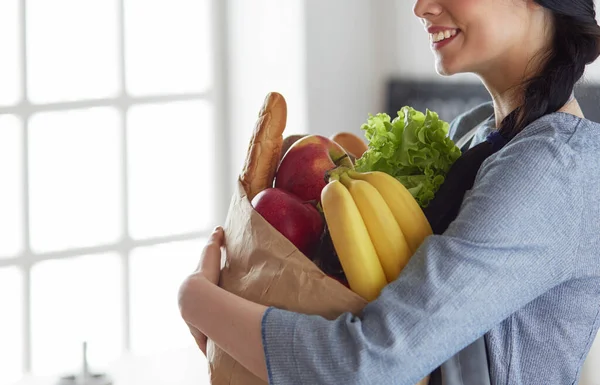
[208, 226, 224, 247]
[196, 226, 224, 272]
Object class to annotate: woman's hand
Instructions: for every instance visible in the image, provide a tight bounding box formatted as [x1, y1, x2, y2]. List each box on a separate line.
[177, 227, 269, 380]
[196, 226, 224, 285]
[179, 226, 224, 355]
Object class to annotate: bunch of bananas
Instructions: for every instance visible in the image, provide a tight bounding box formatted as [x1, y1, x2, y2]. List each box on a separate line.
[321, 167, 433, 301]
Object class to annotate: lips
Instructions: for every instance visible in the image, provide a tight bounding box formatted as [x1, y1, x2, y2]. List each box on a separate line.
[425, 27, 461, 49]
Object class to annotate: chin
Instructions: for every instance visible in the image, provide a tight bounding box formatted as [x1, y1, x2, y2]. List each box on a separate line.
[434, 56, 464, 77]
[435, 66, 453, 76]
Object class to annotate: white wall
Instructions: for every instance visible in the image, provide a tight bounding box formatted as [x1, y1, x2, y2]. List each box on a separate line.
[302, 0, 381, 138]
[226, 0, 387, 165]
[226, 0, 308, 189]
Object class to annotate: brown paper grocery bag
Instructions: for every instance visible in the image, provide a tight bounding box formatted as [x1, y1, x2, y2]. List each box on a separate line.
[206, 177, 430, 385]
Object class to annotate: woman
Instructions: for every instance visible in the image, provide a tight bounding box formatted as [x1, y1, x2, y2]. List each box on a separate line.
[178, 1, 600, 384]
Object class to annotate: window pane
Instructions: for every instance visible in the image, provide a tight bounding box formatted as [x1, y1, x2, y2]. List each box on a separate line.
[31, 253, 123, 376]
[130, 239, 205, 355]
[128, 101, 214, 239]
[0, 267, 23, 384]
[26, 0, 120, 103]
[29, 108, 122, 253]
[0, 116, 22, 258]
[124, 0, 212, 96]
[0, 0, 21, 106]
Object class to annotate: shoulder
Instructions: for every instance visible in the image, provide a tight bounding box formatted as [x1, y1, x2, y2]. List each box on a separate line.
[474, 112, 597, 203]
[478, 114, 581, 178]
[534, 112, 600, 155]
[494, 111, 600, 162]
[453, 112, 591, 256]
[448, 101, 495, 143]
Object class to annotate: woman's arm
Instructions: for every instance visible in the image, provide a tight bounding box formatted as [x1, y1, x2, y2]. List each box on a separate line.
[179, 274, 269, 381]
[260, 133, 581, 385]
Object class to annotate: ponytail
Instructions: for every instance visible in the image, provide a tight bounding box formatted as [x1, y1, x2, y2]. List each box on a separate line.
[499, 8, 600, 140]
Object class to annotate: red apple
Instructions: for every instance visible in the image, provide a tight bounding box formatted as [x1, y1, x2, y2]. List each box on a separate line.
[274, 134, 354, 202]
[251, 187, 325, 258]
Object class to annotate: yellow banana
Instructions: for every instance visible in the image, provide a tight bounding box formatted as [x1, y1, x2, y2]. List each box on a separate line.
[320, 179, 388, 301]
[338, 173, 412, 283]
[347, 170, 432, 254]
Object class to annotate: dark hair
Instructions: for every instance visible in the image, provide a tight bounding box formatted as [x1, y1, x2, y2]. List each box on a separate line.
[423, 1, 600, 233]
[500, 0, 600, 139]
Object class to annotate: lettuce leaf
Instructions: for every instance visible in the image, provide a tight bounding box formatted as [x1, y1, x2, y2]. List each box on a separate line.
[354, 106, 461, 208]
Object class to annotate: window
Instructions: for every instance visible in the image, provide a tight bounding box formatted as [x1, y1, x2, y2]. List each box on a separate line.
[0, 0, 225, 382]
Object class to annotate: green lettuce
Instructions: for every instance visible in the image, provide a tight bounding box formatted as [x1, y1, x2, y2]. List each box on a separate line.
[354, 106, 461, 208]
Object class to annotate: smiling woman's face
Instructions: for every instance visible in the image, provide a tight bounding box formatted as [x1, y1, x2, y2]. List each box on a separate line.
[413, 0, 538, 76]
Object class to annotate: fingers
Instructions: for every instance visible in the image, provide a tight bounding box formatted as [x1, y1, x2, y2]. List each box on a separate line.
[195, 226, 224, 272]
[194, 331, 208, 356]
[206, 226, 224, 248]
[179, 226, 225, 356]
[212, 225, 224, 240]
[198, 338, 207, 356]
[187, 323, 208, 356]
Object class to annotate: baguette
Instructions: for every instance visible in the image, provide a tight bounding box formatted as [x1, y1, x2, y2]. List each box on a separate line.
[240, 92, 288, 201]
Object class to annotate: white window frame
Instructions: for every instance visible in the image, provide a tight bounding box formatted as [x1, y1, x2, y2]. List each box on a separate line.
[0, 0, 231, 376]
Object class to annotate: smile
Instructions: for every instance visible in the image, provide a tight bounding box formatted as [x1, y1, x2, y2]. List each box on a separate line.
[430, 29, 459, 43]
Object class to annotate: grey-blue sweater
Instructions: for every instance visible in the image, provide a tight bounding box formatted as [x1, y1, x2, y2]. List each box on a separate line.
[261, 103, 600, 385]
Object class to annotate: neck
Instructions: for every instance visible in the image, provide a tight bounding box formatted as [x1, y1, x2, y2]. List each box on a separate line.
[478, 70, 584, 127]
[483, 80, 524, 129]
[476, 50, 545, 128]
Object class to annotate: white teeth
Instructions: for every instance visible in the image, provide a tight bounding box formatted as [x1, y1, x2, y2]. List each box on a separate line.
[430, 29, 458, 43]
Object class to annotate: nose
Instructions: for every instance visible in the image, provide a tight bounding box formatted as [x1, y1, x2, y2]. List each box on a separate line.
[413, 0, 443, 20]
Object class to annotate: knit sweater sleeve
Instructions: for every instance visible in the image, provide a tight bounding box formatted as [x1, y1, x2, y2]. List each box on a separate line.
[260, 130, 582, 385]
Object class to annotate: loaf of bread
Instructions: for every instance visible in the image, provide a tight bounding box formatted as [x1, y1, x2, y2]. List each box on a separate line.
[240, 92, 287, 201]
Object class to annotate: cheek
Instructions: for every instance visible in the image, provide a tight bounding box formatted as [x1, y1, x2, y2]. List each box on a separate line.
[440, 25, 513, 74]
[468, 26, 518, 63]
[448, 0, 480, 10]
[464, 29, 495, 59]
